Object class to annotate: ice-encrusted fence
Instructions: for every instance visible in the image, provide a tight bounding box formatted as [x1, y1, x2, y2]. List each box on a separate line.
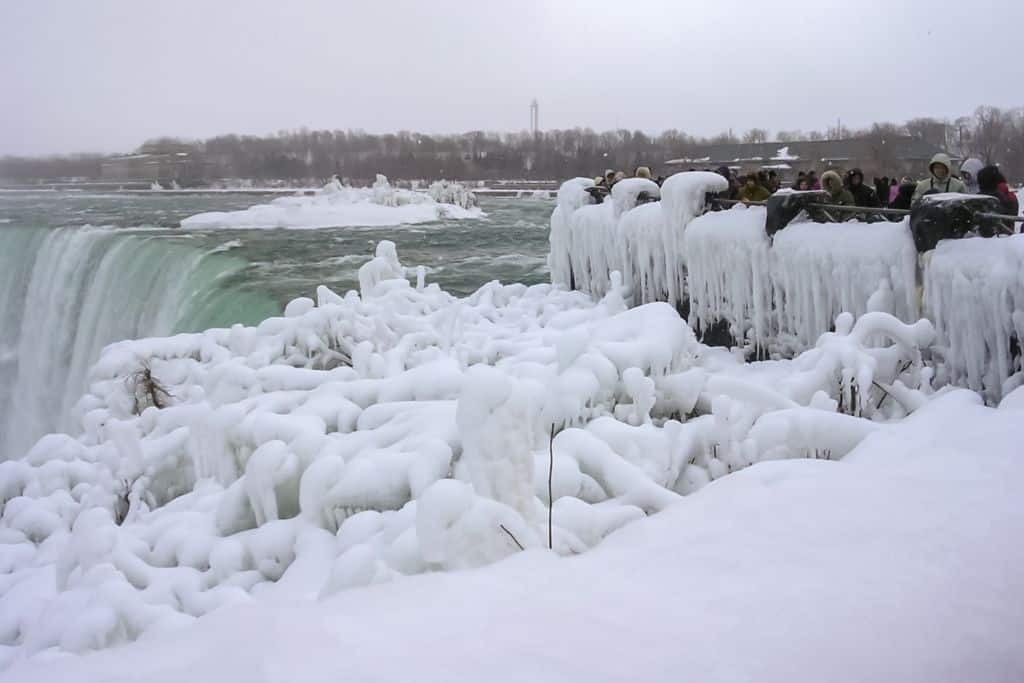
[549, 172, 1024, 401]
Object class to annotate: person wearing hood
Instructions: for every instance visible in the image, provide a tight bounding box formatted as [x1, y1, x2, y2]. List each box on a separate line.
[977, 165, 1020, 218]
[716, 165, 739, 200]
[845, 168, 880, 207]
[912, 153, 966, 204]
[960, 158, 984, 194]
[821, 170, 855, 206]
[737, 171, 771, 202]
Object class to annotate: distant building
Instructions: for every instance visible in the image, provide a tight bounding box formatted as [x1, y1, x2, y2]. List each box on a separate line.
[100, 152, 207, 185]
[666, 137, 956, 180]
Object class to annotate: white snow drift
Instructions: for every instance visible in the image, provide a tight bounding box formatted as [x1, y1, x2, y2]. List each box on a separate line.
[8, 388, 1023, 683]
[181, 175, 482, 230]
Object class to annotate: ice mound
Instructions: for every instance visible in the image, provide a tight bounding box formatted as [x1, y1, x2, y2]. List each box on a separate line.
[0, 238, 945, 667]
[180, 175, 482, 229]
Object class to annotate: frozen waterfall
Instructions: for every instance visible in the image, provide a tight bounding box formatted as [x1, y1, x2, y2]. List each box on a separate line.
[0, 226, 278, 458]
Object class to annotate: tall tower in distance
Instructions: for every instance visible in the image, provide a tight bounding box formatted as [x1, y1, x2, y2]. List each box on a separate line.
[530, 99, 539, 136]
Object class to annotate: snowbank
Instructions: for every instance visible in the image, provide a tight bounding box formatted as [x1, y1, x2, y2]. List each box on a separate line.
[5, 391, 1023, 683]
[0, 241, 942, 670]
[180, 175, 482, 229]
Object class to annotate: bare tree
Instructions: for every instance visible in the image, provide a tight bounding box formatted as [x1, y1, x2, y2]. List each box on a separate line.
[776, 130, 804, 142]
[906, 117, 948, 147]
[970, 106, 1009, 164]
[743, 128, 769, 144]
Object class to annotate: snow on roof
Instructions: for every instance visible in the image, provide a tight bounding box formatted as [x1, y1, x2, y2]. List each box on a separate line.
[664, 156, 710, 165]
[772, 146, 799, 161]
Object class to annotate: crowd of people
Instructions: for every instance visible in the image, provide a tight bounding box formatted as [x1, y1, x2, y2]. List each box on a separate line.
[715, 153, 1019, 217]
[585, 166, 664, 203]
[585, 156, 1020, 221]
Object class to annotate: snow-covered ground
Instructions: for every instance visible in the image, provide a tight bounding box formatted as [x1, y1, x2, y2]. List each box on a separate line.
[181, 176, 482, 229]
[0, 173, 1021, 681]
[6, 389, 1023, 683]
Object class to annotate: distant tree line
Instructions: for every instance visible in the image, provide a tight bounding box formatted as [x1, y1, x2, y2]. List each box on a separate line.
[2, 106, 1023, 184]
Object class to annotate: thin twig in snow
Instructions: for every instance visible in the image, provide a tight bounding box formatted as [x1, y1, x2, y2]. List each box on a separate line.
[548, 424, 555, 550]
[499, 524, 524, 551]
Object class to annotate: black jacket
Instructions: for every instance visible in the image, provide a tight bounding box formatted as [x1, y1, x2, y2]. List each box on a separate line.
[891, 184, 916, 211]
[850, 183, 880, 208]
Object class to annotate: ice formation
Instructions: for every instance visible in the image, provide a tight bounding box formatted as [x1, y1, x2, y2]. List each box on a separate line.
[553, 171, 1020, 400]
[685, 205, 774, 348]
[770, 218, 918, 349]
[180, 175, 482, 229]
[0, 237, 943, 668]
[924, 234, 1024, 401]
[0, 226, 278, 460]
[548, 172, 726, 309]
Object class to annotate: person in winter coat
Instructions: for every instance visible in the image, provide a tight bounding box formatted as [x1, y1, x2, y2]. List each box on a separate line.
[821, 170, 855, 206]
[873, 177, 888, 206]
[807, 170, 821, 190]
[737, 172, 771, 202]
[715, 165, 738, 200]
[960, 158, 983, 194]
[890, 177, 917, 211]
[845, 168, 880, 207]
[977, 165, 1020, 217]
[888, 178, 899, 205]
[912, 153, 966, 204]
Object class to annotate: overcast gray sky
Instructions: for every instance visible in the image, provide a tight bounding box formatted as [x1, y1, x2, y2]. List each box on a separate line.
[1, 0, 1022, 156]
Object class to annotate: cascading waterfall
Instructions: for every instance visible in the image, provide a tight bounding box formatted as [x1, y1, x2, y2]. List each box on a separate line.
[0, 226, 280, 459]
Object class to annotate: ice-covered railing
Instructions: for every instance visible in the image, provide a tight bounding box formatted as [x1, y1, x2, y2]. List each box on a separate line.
[548, 172, 726, 309]
[551, 172, 916, 351]
[686, 206, 918, 353]
[551, 173, 1022, 400]
[0, 239, 940, 666]
[924, 234, 1024, 401]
